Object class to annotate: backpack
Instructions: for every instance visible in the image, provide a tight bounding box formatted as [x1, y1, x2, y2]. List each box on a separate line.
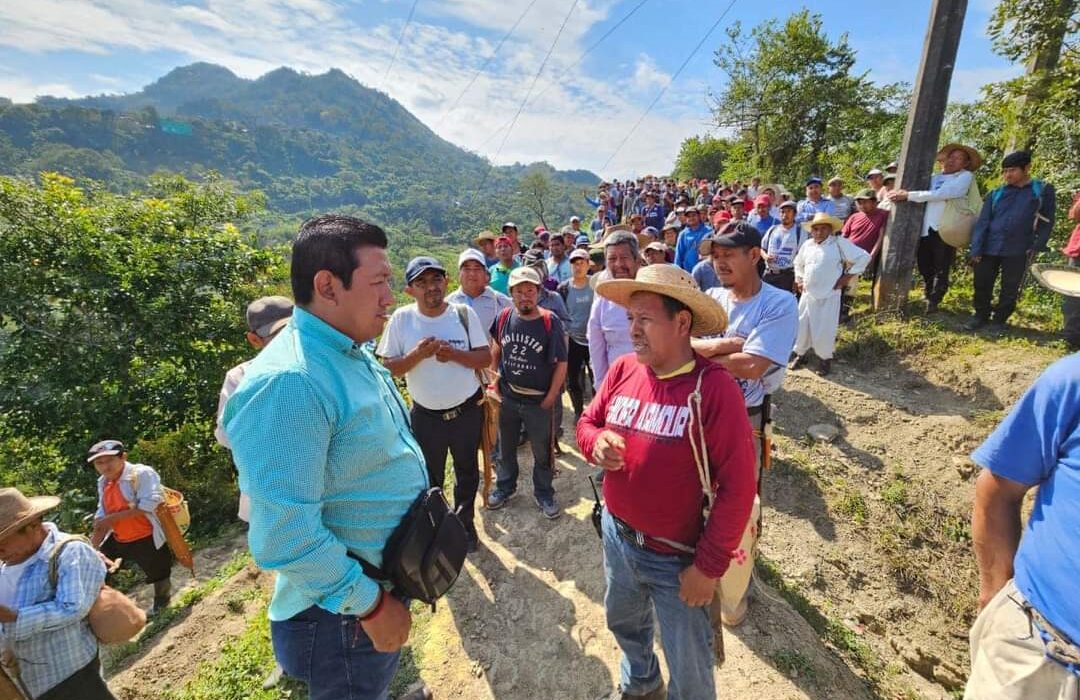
[49, 537, 147, 644]
[990, 179, 1044, 213]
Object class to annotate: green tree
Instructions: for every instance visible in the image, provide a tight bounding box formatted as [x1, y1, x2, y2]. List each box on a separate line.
[0, 172, 285, 531]
[673, 135, 730, 180]
[515, 167, 554, 229]
[709, 10, 908, 185]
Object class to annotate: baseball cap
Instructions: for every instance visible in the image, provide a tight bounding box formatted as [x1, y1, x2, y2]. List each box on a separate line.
[87, 439, 125, 463]
[753, 195, 772, 207]
[854, 188, 877, 200]
[698, 222, 762, 255]
[806, 176, 823, 186]
[575, 234, 591, 247]
[246, 296, 294, 338]
[508, 267, 541, 289]
[533, 225, 547, 235]
[501, 221, 518, 231]
[495, 235, 514, 246]
[644, 241, 668, 253]
[569, 248, 589, 261]
[458, 248, 487, 269]
[779, 200, 797, 210]
[642, 226, 659, 239]
[570, 216, 581, 223]
[883, 173, 897, 182]
[404, 256, 447, 285]
[866, 168, 883, 178]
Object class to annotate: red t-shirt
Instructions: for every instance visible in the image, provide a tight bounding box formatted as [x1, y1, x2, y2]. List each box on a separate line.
[842, 209, 889, 254]
[576, 354, 756, 578]
[1063, 192, 1080, 258]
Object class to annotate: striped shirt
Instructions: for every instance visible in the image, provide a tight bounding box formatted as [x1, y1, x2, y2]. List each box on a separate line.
[2, 523, 104, 698]
[224, 306, 428, 622]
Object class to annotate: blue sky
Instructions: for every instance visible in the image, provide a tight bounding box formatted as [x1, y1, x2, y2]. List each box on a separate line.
[0, 0, 1018, 177]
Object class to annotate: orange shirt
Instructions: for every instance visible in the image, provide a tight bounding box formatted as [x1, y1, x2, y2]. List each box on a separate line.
[103, 479, 153, 543]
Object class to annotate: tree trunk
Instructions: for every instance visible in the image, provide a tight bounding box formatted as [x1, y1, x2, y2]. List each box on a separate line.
[1007, 0, 1076, 152]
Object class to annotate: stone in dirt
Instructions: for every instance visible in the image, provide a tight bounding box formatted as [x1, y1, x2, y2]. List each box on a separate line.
[807, 424, 840, 443]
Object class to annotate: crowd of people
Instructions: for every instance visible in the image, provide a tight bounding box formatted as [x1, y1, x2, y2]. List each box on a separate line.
[2, 142, 1077, 700]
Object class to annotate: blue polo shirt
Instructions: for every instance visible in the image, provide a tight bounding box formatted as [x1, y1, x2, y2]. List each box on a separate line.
[674, 223, 712, 272]
[971, 354, 1080, 644]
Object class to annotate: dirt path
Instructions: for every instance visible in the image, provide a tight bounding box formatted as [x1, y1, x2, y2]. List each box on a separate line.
[107, 342, 1060, 700]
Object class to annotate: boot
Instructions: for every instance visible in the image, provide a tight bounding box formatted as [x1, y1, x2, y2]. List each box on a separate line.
[151, 578, 172, 615]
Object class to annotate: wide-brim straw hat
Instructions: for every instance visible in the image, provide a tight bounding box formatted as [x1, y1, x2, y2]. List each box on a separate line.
[803, 211, 842, 233]
[589, 224, 652, 251]
[0, 488, 60, 542]
[595, 264, 727, 337]
[801, 212, 844, 233]
[1031, 264, 1080, 298]
[936, 143, 983, 170]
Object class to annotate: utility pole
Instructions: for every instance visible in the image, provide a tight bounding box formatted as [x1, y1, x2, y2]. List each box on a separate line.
[874, 0, 968, 312]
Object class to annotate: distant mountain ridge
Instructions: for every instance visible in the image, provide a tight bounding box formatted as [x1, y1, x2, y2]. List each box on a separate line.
[0, 63, 598, 241]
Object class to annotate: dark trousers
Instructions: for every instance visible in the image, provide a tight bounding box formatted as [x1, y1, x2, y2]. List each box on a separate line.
[100, 533, 171, 583]
[39, 656, 116, 700]
[973, 253, 1028, 322]
[410, 392, 483, 534]
[497, 392, 555, 500]
[567, 339, 591, 415]
[917, 229, 956, 305]
[1064, 257, 1080, 348]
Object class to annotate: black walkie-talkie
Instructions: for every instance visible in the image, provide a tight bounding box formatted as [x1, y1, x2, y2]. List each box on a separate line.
[587, 475, 603, 539]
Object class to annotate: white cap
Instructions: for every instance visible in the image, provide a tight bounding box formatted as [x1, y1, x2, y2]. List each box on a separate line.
[458, 248, 487, 269]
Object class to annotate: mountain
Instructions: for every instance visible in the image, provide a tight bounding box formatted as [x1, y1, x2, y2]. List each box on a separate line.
[0, 63, 599, 244]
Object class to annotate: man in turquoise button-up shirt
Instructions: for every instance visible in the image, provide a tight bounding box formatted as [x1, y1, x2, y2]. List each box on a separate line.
[224, 214, 428, 700]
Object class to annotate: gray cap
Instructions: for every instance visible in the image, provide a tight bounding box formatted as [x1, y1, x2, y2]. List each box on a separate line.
[246, 296, 294, 338]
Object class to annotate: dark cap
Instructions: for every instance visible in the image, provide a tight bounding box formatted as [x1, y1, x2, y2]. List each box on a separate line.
[246, 296, 294, 338]
[806, 176, 823, 186]
[1002, 150, 1032, 168]
[405, 256, 447, 284]
[697, 222, 762, 255]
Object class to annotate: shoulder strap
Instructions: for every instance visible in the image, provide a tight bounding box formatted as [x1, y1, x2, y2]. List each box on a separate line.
[539, 308, 552, 334]
[685, 369, 714, 520]
[48, 536, 92, 589]
[452, 303, 470, 339]
[496, 306, 513, 341]
[557, 281, 569, 303]
[990, 185, 1005, 212]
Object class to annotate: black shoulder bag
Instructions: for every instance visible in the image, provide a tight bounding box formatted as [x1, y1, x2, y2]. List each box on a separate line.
[352, 487, 468, 610]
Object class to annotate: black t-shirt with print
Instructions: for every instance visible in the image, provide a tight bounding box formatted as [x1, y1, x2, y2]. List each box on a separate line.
[492, 310, 567, 399]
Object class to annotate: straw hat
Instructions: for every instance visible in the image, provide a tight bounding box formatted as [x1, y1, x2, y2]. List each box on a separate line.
[595, 264, 727, 337]
[1031, 264, 1080, 298]
[801, 212, 844, 233]
[0, 488, 59, 542]
[936, 143, 983, 170]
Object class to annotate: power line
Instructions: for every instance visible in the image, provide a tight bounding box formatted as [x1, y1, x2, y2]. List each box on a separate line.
[435, 0, 541, 130]
[477, 0, 651, 150]
[599, 0, 738, 174]
[476, 0, 581, 192]
[354, 0, 421, 145]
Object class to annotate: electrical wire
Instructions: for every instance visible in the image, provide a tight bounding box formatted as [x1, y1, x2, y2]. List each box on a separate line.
[354, 0, 421, 144]
[477, 0, 651, 150]
[599, 0, 738, 174]
[476, 0, 581, 192]
[434, 0, 542, 130]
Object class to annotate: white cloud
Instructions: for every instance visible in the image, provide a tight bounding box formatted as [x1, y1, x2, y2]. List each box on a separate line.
[0, 75, 79, 102]
[0, 0, 695, 175]
[630, 53, 670, 93]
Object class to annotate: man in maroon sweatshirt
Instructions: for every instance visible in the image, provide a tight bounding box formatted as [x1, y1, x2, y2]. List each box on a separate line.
[577, 265, 757, 700]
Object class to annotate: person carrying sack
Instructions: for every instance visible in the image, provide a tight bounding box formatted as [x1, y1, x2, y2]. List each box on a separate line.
[577, 265, 757, 700]
[0, 488, 116, 700]
[223, 215, 434, 700]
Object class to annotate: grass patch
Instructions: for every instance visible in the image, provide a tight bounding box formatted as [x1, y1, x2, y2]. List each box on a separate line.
[831, 482, 870, 525]
[769, 649, 819, 680]
[104, 551, 252, 672]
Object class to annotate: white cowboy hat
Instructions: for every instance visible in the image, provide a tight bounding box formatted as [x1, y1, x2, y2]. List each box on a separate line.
[1031, 264, 1080, 298]
[595, 264, 727, 337]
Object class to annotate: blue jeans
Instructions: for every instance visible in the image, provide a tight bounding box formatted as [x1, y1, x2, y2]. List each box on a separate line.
[496, 392, 555, 500]
[602, 509, 715, 700]
[271, 604, 400, 700]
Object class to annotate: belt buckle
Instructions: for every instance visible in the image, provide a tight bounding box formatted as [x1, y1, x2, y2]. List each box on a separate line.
[442, 409, 458, 422]
[635, 531, 645, 547]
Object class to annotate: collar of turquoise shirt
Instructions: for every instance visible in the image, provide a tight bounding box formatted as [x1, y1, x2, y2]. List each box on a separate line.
[291, 305, 366, 355]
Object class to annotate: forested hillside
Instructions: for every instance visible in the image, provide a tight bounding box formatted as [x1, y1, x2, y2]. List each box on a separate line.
[0, 63, 599, 247]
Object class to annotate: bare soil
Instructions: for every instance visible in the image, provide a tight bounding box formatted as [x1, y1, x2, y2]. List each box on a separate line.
[108, 340, 1062, 700]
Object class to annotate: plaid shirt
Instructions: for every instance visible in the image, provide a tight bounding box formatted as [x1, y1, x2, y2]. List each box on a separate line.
[2, 523, 104, 698]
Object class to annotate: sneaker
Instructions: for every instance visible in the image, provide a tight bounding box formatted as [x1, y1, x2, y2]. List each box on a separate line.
[399, 682, 433, 700]
[534, 495, 561, 520]
[964, 315, 989, 331]
[816, 358, 832, 376]
[487, 489, 516, 510]
[261, 664, 285, 690]
[788, 354, 807, 370]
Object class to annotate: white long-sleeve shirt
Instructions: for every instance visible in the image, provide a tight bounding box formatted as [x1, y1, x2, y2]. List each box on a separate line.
[794, 236, 871, 300]
[587, 293, 634, 389]
[905, 169, 974, 238]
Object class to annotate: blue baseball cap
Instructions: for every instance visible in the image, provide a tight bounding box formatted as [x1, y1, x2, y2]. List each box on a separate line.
[575, 234, 591, 247]
[806, 176, 823, 186]
[405, 256, 446, 285]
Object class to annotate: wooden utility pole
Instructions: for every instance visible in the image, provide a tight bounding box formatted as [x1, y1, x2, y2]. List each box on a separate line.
[874, 0, 968, 312]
